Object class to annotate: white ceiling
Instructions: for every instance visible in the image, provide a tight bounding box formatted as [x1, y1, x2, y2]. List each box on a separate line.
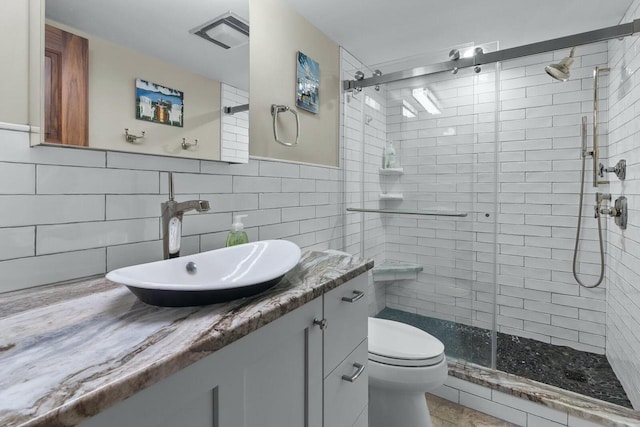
[44, 1, 635, 88]
[283, 0, 634, 68]
[45, 0, 249, 90]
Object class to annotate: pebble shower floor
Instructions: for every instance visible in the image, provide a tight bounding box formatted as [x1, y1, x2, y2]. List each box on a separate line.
[377, 308, 632, 408]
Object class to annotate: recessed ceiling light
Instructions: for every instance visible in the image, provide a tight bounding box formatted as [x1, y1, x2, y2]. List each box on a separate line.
[191, 12, 249, 50]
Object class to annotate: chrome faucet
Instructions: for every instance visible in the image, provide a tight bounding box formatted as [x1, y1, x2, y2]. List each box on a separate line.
[161, 172, 210, 259]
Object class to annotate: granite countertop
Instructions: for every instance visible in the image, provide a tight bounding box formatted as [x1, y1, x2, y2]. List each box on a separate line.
[0, 250, 373, 427]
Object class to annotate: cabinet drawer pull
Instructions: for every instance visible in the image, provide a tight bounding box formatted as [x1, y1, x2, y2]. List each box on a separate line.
[341, 362, 365, 382]
[341, 290, 365, 303]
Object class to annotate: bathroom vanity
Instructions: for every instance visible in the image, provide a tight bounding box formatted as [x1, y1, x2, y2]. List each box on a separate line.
[0, 251, 372, 427]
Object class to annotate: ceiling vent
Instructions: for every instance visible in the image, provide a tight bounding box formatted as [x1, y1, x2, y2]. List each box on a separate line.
[191, 12, 249, 50]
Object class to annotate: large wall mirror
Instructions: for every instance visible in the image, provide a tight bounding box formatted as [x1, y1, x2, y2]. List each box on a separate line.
[34, 0, 249, 163]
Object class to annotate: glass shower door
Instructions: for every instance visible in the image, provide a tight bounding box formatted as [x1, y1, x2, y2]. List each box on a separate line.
[344, 43, 499, 369]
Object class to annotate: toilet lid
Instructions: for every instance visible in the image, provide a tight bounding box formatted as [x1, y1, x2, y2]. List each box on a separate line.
[368, 318, 445, 367]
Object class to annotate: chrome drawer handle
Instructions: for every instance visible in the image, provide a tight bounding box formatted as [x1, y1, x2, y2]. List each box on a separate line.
[341, 290, 365, 303]
[341, 362, 365, 383]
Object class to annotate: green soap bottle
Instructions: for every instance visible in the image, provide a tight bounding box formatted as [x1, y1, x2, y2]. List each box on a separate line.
[226, 214, 249, 247]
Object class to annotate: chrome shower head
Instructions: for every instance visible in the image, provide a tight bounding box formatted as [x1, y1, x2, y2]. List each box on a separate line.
[545, 47, 576, 82]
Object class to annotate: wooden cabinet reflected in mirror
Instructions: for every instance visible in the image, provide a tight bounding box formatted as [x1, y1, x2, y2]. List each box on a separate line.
[44, 24, 88, 146]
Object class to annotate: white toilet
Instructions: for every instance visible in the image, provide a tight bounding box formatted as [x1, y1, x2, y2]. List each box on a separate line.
[368, 317, 448, 427]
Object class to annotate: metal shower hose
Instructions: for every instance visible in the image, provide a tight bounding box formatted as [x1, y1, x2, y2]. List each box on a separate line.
[572, 131, 605, 288]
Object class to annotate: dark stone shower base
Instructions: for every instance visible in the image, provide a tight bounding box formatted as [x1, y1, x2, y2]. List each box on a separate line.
[377, 308, 632, 408]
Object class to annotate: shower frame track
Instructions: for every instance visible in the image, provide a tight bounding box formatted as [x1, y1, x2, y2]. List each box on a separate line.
[343, 19, 640, 90]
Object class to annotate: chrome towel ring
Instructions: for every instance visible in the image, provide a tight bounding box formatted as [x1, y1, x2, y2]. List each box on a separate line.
[271, 104, 300, 147]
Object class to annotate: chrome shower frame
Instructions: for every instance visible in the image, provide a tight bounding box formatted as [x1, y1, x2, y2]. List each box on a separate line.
[344, 19, 640, 91]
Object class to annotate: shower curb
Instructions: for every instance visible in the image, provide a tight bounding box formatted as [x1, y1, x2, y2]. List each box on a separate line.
[440, 360, 640, 427]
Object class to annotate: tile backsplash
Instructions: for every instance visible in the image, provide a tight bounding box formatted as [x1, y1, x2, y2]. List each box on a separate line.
[0, 127, 344, 293]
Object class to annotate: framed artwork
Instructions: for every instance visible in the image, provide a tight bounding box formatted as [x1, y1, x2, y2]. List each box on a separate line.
[296, 51, 319, 114]
[135, 78, 184, 127]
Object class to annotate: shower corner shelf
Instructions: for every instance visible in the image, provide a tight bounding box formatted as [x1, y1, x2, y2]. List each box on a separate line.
[379, 193, 403, 201]
[372, 261, 423, 282]
[379, 167, 404, 175]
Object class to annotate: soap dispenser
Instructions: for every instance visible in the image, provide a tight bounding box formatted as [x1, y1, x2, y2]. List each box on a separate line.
[226, 215, 249, 247]
[384, 141, 397, 168]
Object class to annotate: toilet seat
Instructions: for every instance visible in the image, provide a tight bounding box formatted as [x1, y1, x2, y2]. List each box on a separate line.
[368, 317, 445, 367]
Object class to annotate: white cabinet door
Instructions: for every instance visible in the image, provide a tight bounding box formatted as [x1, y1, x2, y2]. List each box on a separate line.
[80, 298, 323, 427]
[241, 298, 323, 427]
[352, 405, 368, 427]
[323, 273, 368, 376]
[79, 361, 225, 427]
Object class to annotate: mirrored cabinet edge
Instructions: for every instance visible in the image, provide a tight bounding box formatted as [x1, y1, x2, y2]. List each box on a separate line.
[26, 0, 250, 164]
[28, 0, 44, 148]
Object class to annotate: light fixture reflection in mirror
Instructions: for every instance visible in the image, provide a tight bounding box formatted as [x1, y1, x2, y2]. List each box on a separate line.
[37, 0, 249, 163]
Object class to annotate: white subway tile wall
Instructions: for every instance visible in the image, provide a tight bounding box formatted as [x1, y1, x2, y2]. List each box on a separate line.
[0, 128, 344, 293]
[220, 83, 249, 163]
[498, 44, 609, 354]
[606, 0, 640, 410]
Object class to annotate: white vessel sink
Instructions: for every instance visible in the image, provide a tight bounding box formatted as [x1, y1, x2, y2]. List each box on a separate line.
[106, 240, 302, 307]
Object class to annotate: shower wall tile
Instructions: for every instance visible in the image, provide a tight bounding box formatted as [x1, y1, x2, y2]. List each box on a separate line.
[497, 43, 609, 354]
[0, 126, 346, 294]
[605, 0, 640, 409]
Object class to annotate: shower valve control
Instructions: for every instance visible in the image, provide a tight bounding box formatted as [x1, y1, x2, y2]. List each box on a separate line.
[598, 160, 626, 181]
[598, 196, 628, 230]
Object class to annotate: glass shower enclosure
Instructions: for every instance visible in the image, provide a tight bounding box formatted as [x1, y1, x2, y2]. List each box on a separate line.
[343, 42, 500, 371]
[343, 36, 633, 408]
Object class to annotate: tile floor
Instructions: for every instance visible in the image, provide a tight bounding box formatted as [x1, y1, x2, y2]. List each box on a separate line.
[427, 394, 518, 427]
